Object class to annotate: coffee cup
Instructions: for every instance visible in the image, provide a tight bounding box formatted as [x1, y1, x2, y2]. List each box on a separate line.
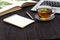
[37, 5, 55, 21]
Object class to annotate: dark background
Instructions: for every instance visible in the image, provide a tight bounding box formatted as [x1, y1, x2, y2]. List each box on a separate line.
[0, 0, 60, 40]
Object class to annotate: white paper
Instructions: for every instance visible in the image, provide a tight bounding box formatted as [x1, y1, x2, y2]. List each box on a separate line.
[3, 14, 35, 28]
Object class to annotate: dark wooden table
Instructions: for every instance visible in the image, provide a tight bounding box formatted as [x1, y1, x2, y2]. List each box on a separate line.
[0, 0, 60, 40]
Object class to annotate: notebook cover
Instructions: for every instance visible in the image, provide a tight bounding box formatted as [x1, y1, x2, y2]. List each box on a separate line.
[3, 14, 35, 28]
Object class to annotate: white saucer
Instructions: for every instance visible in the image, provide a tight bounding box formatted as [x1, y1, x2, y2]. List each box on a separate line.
[34, 14, 55, 21]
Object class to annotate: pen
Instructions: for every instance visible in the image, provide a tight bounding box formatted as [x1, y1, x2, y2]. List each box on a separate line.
[26, 11, 34, 19]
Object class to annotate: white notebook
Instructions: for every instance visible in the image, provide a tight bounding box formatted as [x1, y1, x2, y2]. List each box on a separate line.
[0, 0, 37, 16]
[3, 14, 35, 28]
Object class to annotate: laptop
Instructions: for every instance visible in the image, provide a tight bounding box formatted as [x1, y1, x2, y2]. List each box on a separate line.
[31, 0, 60, 13]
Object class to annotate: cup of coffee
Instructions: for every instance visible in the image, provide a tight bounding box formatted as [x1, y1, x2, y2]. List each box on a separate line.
[37, 5, 55, 21]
